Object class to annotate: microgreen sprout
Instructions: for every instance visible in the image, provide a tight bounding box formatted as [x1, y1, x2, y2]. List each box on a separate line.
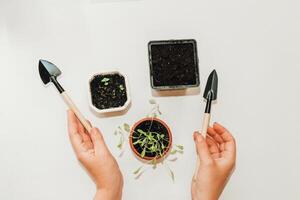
[119, 84, 125, 91]
[131, 127, 169, 171]
[101, 77, 110, 86]
[114, 123, 130, 157]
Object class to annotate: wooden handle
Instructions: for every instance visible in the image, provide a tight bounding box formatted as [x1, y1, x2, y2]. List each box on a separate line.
[61, 92, 92, 133]
[193, 113, 211, 180]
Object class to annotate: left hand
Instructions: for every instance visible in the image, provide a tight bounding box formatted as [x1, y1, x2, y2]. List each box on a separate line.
[67, 110, 123, 200]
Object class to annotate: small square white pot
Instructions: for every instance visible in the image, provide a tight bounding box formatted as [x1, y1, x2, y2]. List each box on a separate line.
[88, 71, 131, 114]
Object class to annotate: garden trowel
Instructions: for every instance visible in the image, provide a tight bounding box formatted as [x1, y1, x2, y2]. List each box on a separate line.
[38, 59, 92, 133]
[194, 69, 218, 179]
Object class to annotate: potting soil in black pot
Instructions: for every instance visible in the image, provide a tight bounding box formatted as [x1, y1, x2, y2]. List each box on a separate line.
[148, 39, 200, 90]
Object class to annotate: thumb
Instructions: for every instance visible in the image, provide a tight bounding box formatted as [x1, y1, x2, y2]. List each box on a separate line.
[194, 132, 212, 163]
[90, 127, 108, 153]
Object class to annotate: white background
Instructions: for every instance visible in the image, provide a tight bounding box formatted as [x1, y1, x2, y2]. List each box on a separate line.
[1, 0, 300, 199]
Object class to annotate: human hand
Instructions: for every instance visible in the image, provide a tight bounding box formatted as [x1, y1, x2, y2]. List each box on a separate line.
[67, 110, 123, 200]
[191, 122, 236, 200]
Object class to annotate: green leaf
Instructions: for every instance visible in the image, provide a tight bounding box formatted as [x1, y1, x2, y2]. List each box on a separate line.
[141, 138, 147, 147]
[149, 99, 157, 104]
[170, 150, 177, 155]
[135, 170, 145, 180]
[150, 145, 156, 152]
[151, 159, 157, 169]
[117, 137, 123, 149]
[133, 140, 141, 145]
[117, 143, 122, 149]
[133, 166, 143, 175]
[176, 145, 184, 151]
[104, 82, 108, 86]
[137, 129, 146, 135]
[119, 84, 124, 90]
[141, 148, 146, 158]
[101, 77, 110, 82]
[123, 123, 130, 132]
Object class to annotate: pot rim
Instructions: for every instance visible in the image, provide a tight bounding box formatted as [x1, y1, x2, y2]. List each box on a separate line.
[88, 70, 131, 114]
[129, 117, 172, 161]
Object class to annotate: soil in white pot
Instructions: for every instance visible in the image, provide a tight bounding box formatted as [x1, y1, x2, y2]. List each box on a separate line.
[90, 74, 127, 110]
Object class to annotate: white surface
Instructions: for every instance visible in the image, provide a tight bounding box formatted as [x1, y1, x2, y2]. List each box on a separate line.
[0, 0, 300, 199]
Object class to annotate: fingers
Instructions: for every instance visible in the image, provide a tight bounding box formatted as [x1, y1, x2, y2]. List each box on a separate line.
[67, 110, 86, 154]
[207, 127, 224, 144]
[206, 136, 220, 159]
[193, 132, 213, 164]
[213, 123, 236, 160]
[67, 110, 79, 135]
[213, 123, 236, 153]
[213, 123, 234, 142]
[85, 120, 93, 134]
[90, 127, 109, 154]
[68, 109, 92, 145]
[80, 120, 92, 143]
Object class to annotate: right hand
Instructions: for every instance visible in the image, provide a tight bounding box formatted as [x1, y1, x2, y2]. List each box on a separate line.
[191, 122, 236, 200]
[67, 110, 123, 200]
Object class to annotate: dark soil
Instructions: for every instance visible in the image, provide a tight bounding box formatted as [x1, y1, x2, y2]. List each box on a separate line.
[131, 119, 171, 158]
[90, 73, 127, 110]
[149, 40, 199, 88]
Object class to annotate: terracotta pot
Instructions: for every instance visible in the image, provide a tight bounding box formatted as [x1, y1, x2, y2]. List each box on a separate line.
[129, 117, 172, 162]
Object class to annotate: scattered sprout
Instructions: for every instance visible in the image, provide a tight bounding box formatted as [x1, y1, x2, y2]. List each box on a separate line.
[176, 145, 184, 151]
[147, 98, 162, 118]
[117, 136, 123, 149]
[114, 123, 130, 157]
[133, 166, 143, 175]
[169, 169, 175, 182]
[170, 150, 177, 155]
[135, 170, 145, 180]
[168, 157, 178, 162]
[123, 123, 130, 132]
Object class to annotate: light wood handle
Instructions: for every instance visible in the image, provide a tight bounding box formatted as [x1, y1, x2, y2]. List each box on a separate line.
[61, 92, 92, 133]
[193, 113, 211, 180]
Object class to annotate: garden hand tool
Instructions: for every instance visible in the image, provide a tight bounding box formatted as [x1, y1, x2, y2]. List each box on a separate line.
[194, 69, 218, 179]
[38, 59, 92, 133]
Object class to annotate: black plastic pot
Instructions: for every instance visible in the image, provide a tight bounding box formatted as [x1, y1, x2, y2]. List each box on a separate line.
[148, 39, 200, 90]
